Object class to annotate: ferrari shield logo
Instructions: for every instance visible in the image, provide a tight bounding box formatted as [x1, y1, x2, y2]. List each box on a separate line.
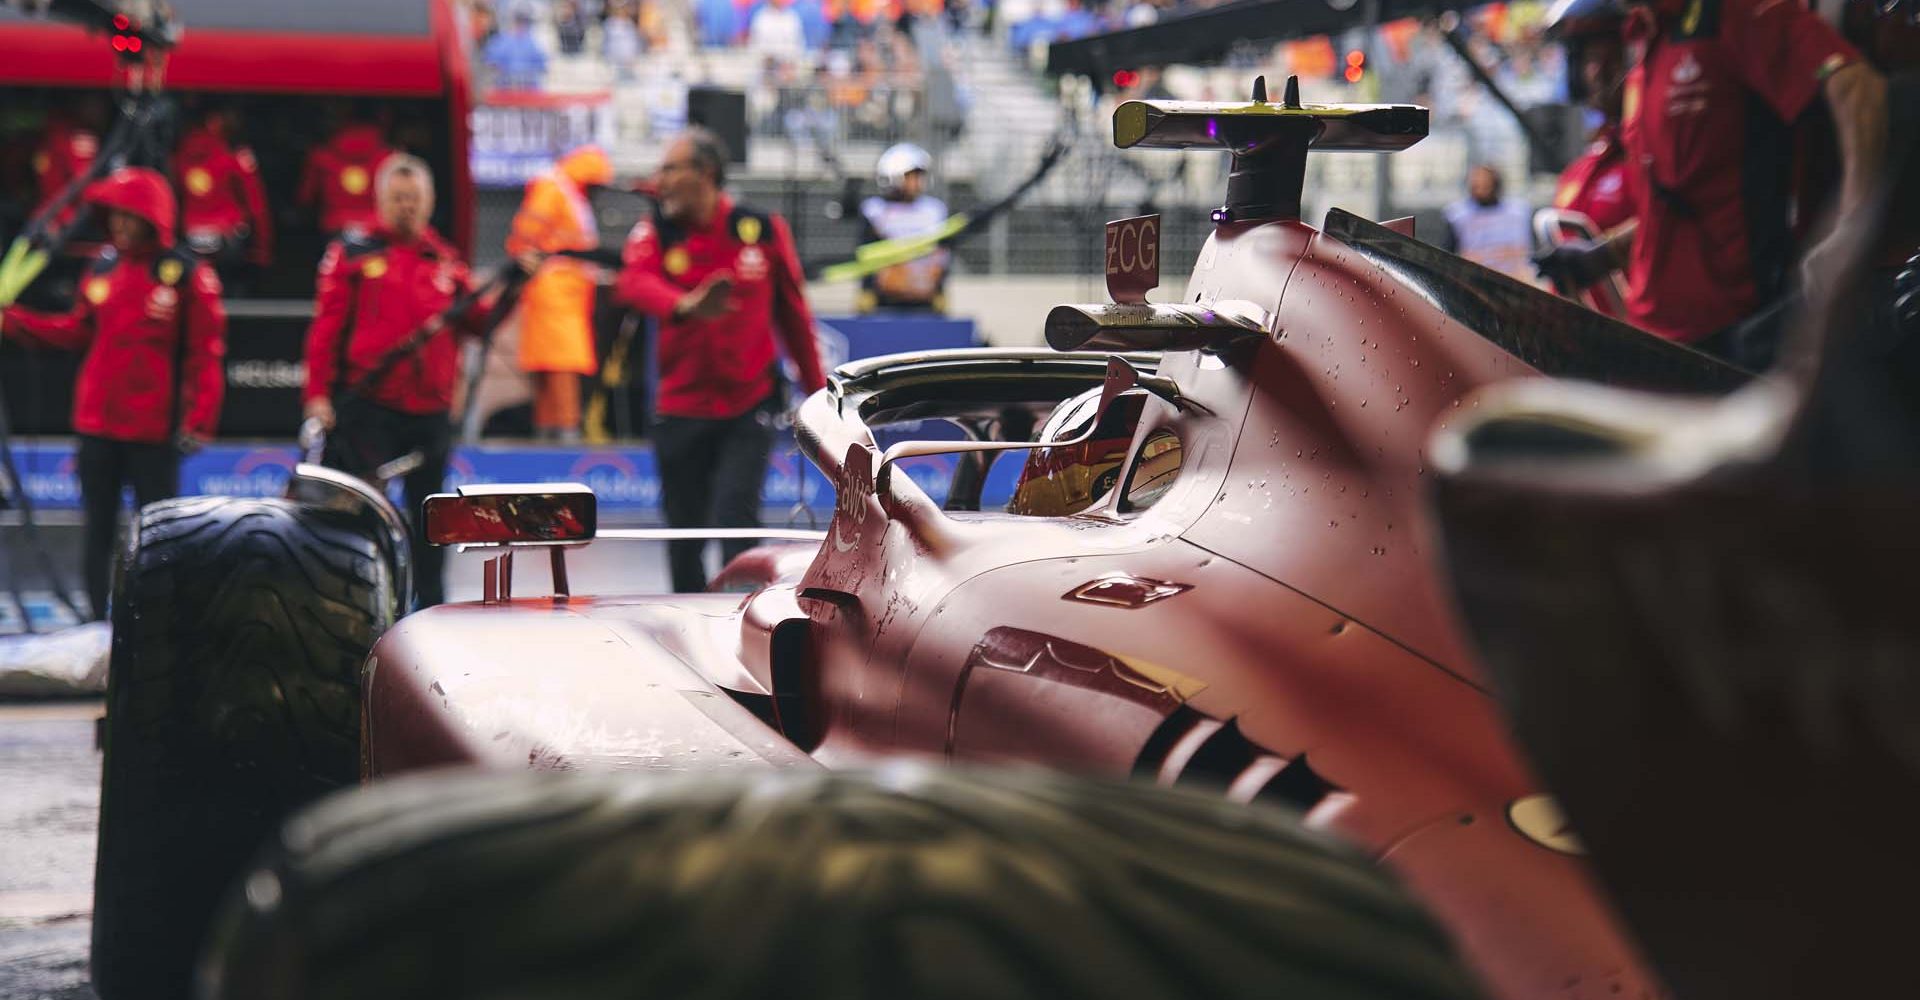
[736, 216, 763, 245]
[341, 166, 370, 196]
[83, 277, 111, 306]
[185, 168, 214, 197]
[362, 257, 388, 279]
[157, 258, 185, 286]
[664, 247, 690, 276]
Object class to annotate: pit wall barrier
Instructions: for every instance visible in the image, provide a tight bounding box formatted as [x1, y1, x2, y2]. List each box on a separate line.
[5, 439, 1025, 520]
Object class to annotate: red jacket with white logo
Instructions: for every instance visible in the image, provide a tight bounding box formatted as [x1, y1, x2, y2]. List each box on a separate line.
[297, 124, 396, 236]
[303, 226, 477, 415]
[1620, 0, 1858, 341]
[173, 122, 274, 266]
[1553, 126, 1634, 234]
[615, 195, 827, 419]
[2, 170, 227, 443]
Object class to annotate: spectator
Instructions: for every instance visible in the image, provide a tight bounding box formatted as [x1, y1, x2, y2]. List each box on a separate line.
[604, 0, 641, 79]
[614, 127, 827, 592]
[749, 0, 809, 62]
[506, 145, 614, 442]
[555, 0, 588, 54]
[1445, 164, 1534, 280]
[696, 0, 741, 45]
[0, 168, 227, 620]
[635, 0, 670, 47]
[827, 0, 879, 50]
[1496, 43, 1561, 110]
[469, 0, 499, 46]
[484, 5, 550, 91]
[796, 0, 832, 49]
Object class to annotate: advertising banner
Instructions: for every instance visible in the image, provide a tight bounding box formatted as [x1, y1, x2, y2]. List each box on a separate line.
[3, 440, 1022, 520]
[470, 91, 617, 189]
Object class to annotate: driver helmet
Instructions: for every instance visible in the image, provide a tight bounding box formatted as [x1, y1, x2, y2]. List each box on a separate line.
[875, 143, 932, 198]
[1545, 0, 1631, 105]
[1544, 0, 1630, 37]
[1008, 388, 1146, 517]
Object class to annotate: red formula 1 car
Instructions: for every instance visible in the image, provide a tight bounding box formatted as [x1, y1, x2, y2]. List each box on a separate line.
[94, 81, 1750, 999]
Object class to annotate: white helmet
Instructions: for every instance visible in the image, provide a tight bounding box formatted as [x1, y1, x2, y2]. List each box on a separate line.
[875, 143, 932, 197]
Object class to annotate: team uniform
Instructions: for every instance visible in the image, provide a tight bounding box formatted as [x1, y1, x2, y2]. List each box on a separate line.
[1619, 0, 1860, 359]
[297, 124, 396, 238]
[173, 121, 274, 274]
[304, 225, 478, 607]
[1554, 126, 1634, 234]
[616, 194, 827, 592]
[1549, 126, 1635, 316]
[0, 169, 227, 618]
[30, 116, 100, 230]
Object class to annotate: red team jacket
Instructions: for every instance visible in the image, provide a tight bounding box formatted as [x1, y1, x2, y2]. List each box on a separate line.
[1620, 0, 1859, 341]
[1553, 126, 1634, 234]
[1, 170, 227, 443]
[31, 116, 99, 229]
[298, 124, 396, 236]
[303, 226, 477, 415]
[173, 122, 274, 265]
[615, 195, 827, 419]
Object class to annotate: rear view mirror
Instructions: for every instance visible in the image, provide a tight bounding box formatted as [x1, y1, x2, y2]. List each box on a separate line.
[423, 484, 597, 547]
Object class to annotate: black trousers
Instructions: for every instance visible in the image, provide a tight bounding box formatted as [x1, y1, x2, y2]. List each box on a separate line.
[76, 435, 180, 620]
[324, 397, 452, 608]
[652, 399, 773, 592]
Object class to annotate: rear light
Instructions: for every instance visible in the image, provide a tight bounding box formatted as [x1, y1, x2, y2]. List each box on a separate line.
[422, 483, 596, 547]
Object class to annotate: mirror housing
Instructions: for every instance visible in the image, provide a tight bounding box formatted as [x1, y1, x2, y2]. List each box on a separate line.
[423, 483, 598, 547]
[1044, 301, 1270, 354]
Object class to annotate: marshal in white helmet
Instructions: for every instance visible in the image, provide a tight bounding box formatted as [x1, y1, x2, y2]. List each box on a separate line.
[859, 143, 951, 311]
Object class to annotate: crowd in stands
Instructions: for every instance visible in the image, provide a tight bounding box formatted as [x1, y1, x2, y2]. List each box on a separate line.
[463, 0, 974, 148]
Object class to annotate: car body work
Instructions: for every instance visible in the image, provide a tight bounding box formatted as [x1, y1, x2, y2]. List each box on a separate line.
[361, 89, 1746, 999]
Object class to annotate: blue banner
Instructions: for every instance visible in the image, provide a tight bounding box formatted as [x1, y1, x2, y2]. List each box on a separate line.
[6, 440, 1025, 518]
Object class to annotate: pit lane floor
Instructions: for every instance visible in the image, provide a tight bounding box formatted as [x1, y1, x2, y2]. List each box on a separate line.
[0, 700, 99, 1000]
[0, 540, 684, 996]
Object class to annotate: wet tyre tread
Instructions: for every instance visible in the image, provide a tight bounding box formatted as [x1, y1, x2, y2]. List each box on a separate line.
[91, 496, 394, 1000]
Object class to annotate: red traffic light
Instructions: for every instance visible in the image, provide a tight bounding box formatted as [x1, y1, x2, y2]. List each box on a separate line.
[1343, 49, 1365, 82]
[112, 14, 130, 30]
[127, 36, 142, 52]
[1112, 69, 1141, 89]
[110, 34, 127, 51]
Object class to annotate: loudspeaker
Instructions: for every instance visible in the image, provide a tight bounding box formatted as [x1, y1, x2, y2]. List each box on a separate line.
[685, 87, 748, 164]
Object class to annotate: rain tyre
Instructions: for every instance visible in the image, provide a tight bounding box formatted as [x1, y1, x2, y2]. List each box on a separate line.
[90, 496, 396, 1000]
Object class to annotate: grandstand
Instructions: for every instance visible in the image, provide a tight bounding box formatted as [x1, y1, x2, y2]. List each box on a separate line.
[472, 0, 1568, 308]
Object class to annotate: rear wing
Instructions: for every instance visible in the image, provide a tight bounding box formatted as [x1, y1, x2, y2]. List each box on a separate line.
[1114, 99, 1427, 153]
[1112, 75, 1427, 221]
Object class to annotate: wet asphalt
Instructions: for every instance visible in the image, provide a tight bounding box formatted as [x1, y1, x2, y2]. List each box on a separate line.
[0, 537, 686, 997]
[0, 700, 101, 1000]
